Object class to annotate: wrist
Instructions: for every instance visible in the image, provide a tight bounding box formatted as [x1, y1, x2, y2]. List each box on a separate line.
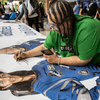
[58, 57, 60, 65]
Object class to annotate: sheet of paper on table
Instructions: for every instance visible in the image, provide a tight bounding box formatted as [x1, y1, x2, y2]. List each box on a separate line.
[0, 20, 50, 100]
[0, 20, 99, 100]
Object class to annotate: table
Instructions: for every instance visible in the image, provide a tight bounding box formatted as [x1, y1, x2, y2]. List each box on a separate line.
[0, 20, 99, 100]
[0, 20, 50, 100]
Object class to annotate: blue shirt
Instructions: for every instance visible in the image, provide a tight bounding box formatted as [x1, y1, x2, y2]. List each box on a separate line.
[73, 4, 80, 14]
[9, 12, 17, 20]
[19, 4, 22, 13]
[32, 60, 100, 100]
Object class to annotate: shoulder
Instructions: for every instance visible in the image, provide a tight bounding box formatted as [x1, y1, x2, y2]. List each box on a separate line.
[75, 15, 100, 37]
[49, 30, 58, 37]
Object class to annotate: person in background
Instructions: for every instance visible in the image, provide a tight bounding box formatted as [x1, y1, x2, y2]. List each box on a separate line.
[4, 3, 10, 14]
[14, 3, 17, 11]
[15, 0, 39, 32]
[39, 2, 45, 31]
[18, 1, 28, 25]
[87, 2, 98, 18]
[0, 2, 1, 7]
[95, 8, 100, 21]
[0, 7, 4, 19]
[9, 10, 18, 20]
[79, 6, 88, 15]
[17, 1, 22, 15]
[1, 4, 5, 13]
[73, 0, 80, 15]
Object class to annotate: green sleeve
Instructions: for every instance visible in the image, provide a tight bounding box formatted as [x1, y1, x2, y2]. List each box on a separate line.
[44, 30, 54, 49]
[78, 29, 99, 60]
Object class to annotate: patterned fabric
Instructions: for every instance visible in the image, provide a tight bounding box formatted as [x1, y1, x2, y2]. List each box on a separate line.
[32, 60, 100, 100]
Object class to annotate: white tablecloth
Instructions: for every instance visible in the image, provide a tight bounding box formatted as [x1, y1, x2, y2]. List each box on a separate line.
[0, 20, 99, 100]
[0, 20, 50, 100]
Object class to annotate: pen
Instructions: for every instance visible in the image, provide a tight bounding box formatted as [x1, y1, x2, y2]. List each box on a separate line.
[59, 65, 76, 70]
[16, 48, 21, 61]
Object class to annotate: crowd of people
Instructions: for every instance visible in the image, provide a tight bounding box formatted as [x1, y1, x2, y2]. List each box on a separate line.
[73, 0, 100, 20]
[0, 0, 46, 32]
[0, 0, 100, 31]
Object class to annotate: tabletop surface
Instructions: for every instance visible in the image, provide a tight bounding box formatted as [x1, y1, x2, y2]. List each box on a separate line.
[0, 20, 99, 100]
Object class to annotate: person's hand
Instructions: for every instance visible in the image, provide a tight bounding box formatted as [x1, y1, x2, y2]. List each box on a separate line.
[14, 51, 27, 61]
[43, 48, 59, 64]
[15, 18, 18, 21]
[28, 14, 31, 16]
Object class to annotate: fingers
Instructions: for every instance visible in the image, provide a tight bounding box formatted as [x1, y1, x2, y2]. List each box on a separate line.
[13, 51, 25, 61]
[43, 54, 50, 58]
[14, 51, 19, 60]
[2, 83, 12, 90]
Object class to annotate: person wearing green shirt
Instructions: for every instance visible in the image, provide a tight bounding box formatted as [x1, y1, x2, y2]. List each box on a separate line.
[14, 0, 100, 66]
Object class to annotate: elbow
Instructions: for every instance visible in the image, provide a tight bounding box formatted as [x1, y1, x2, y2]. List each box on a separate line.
[78, 58, 92, 66]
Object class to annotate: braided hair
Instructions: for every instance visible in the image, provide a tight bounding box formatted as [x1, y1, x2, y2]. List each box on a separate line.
[48, 1, 77, 53]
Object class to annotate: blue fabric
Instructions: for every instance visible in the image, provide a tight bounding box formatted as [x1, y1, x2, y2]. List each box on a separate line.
[9, 13, 17, 20]
[77, 0, 80, 3]
[25, 0, 28, 7]
[32, 60, 100, 100]
[19, 4, 22, 13]
[73, 5, 80, 14]
[19, 38, 46, 50]
[4, 14, 10, 20]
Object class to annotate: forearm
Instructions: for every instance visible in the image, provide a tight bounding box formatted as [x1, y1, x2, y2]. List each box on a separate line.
[25, 45, 46, 58]
[59, 56, 92, 66]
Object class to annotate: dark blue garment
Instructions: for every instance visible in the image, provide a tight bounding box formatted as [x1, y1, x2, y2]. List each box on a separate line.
[32, 60, 100, 100]
[9, 12, 17, 20]
[19, 38, 46, 50]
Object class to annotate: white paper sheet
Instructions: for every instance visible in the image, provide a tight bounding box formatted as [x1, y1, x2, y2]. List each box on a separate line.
[0, 20, 99, 100]
[0, 21, 50, 100]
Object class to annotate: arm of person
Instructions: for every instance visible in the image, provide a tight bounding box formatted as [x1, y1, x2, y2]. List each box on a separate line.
[73, 10, 75, 13]
[59, 56, 92, 66]
[14, 44, 47, 60]
[30, 0, 39, 15]
[17, 4, 24, 20]
[44, 49, 92, 66]
[25, 44, 46, 57]
[73, 5, 77, 13]
[79, 8, 82, 15]
[95, 10, 98, 18]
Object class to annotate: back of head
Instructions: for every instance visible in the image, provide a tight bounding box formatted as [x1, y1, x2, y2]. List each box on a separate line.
[76, 0, 80, 4]
[5, 3, 7, 5]
[88, 3, 98, 17]
[19, 1, 22, 5]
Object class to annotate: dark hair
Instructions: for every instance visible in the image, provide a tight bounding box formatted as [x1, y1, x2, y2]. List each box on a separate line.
[19, 1, 22, 5]
[88, 3, 98, 17]
[0, 8, 4, 15]
[0, 70, 38, 96]
[48, 0, 94, 53]
[5, 3, 7, 5]
[48, 1, 76, 53]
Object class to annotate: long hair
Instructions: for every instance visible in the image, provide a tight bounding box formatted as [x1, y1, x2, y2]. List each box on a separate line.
[48, 1, 76, 53]
[0, 70, 37, 96]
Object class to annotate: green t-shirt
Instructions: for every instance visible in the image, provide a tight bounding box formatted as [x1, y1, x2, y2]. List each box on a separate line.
[44, 15, 100, 64]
